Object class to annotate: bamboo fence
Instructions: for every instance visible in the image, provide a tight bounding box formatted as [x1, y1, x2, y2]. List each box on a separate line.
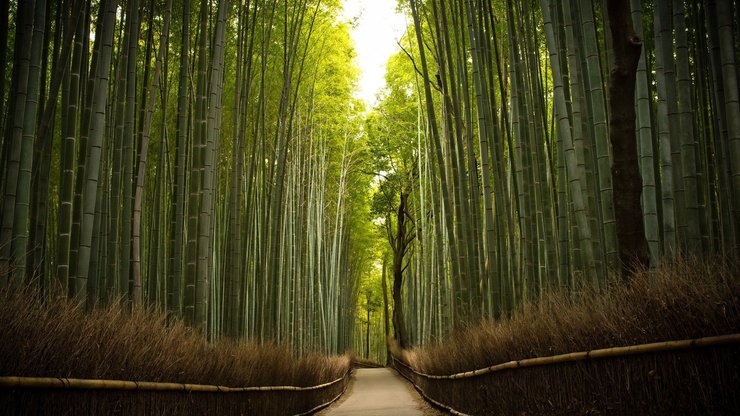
[0, 369, 350, 392]
[0, 369, 351, 415]
[393, 333, 740, 379]
[391, 333, 740, 414]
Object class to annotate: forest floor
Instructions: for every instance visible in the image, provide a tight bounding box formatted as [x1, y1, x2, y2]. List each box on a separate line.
[320, 368, 442, 416]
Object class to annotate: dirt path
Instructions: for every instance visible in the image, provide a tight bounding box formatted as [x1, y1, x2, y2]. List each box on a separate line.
[320, 367, 442, 416]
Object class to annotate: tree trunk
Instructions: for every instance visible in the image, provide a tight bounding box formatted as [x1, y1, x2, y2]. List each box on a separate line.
[365, 293, 370, 358]
[606, 0, 650, 276]
[392, 192, 409, 349]
[381, 254, 390, 363]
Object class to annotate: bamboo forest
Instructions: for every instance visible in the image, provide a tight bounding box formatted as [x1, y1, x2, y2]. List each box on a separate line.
[1, 0, 738, 414]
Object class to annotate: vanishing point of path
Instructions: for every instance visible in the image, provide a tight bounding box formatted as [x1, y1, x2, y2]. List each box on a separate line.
[321, 368, 443, 416]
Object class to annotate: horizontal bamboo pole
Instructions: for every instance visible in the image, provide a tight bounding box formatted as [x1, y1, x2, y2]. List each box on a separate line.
[393, 333, 740, 380]
[294, 374, 351, 416]
[0, 370, 350, 393]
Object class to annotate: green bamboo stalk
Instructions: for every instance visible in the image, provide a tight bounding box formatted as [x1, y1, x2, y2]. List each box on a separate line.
[73, 0, 117, 299]
[169, 0, 190, 318]
[12, 0, 46, 283]
[56, 7, 85, 292]
[541, 0, 596, 284]
[670, 0, 700, 254]
[132, 0, 172, 306]
[120, 0, 140, 303]
[463, 0, 498, 316]
[630, 0, 660, 262]
[714, 0, 740, 254]
[654, 0, 678, 255]
[703, 0, 736, 256]
[0, 0, 34, 284]
[580, 0, 618, 273]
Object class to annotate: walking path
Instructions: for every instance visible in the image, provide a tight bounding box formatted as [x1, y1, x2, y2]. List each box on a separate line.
[321, 367, 441, 416]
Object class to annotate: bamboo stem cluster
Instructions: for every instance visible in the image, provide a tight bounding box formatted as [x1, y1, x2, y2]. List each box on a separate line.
[372, 0, 740, 347]
[0, 0, 371, 354]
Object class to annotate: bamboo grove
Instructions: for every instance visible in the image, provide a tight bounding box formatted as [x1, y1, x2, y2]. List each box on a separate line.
[1, 0, 739, 362]
[361, 0, 739, 351]
[0, 0, 375, 354]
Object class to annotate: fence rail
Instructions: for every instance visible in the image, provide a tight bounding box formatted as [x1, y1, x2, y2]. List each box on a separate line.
[1, 369, 351, 415]
[391, 333, 740, 415]
[391, 360, 472, 416]
[393, 333, 740, 380]
[0, 372, 348, 392]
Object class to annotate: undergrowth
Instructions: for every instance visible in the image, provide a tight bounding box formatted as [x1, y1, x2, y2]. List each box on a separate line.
[0, 291, 349, 415]
[392, 258, 740, 415]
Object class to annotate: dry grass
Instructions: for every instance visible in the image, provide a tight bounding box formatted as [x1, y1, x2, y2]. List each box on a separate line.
[0, 290, 350, 415]
[393, 258, 740, 415]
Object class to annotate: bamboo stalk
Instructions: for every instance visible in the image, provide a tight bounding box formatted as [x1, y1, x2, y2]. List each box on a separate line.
[392, 333, 740, 380]
[0, 370, 350, 392]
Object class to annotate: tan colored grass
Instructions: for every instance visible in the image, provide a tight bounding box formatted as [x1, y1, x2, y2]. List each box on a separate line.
[0, 290, 350, 414]
[394, 258, 740, 415]
[411, 258, 739, 374]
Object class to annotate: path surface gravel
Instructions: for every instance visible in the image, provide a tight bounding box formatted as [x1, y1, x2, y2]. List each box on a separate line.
[320, 367, 442, 416]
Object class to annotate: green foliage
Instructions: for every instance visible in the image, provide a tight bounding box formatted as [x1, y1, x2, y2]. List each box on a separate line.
[1, 0, 738, 371]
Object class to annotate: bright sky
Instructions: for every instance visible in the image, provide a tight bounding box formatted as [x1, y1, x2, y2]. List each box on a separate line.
[341, 0, 407, 109]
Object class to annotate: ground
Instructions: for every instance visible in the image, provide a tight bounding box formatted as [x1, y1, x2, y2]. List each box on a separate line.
[319, 367, 444, 415]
